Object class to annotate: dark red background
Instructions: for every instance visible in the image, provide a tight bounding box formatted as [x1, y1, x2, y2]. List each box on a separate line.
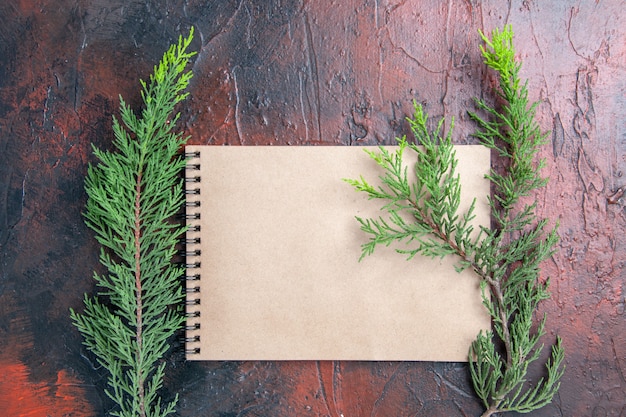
[1, 1, 624, 416]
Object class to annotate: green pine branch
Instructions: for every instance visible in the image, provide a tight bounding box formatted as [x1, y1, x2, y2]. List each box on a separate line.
[70, 28, 196, 417]
[345, 25, 564, 416]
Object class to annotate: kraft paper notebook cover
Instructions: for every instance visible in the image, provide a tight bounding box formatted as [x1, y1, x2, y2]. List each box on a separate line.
[184, 145, 491, 361]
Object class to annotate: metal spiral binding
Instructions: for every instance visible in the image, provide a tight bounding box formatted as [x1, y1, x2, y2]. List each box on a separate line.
[184, 149, 202, 356]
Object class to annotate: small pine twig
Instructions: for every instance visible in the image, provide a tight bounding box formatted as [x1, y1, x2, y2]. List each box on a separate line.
[71, 29, 196, 417]
[345, 25, 564, 416]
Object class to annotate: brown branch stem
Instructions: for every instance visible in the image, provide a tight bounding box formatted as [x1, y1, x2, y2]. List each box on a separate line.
[135, 170, 145, 417]
[480, 405, 500, 417]
[409, 199, 514, 372]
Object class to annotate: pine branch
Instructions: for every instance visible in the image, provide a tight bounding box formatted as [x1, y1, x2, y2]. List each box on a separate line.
[345, 25, 564, 416]
[71, 28, 196, 417]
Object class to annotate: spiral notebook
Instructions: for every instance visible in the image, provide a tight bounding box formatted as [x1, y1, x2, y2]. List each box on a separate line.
[184, 145, 491, 361]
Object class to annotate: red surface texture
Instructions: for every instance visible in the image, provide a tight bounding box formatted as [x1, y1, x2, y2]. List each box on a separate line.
[0, 1, 624, 416]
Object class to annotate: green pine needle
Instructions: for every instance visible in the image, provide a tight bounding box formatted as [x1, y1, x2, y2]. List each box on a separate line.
[345, 25, 564, 417]
[70, 28, 196, 417]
